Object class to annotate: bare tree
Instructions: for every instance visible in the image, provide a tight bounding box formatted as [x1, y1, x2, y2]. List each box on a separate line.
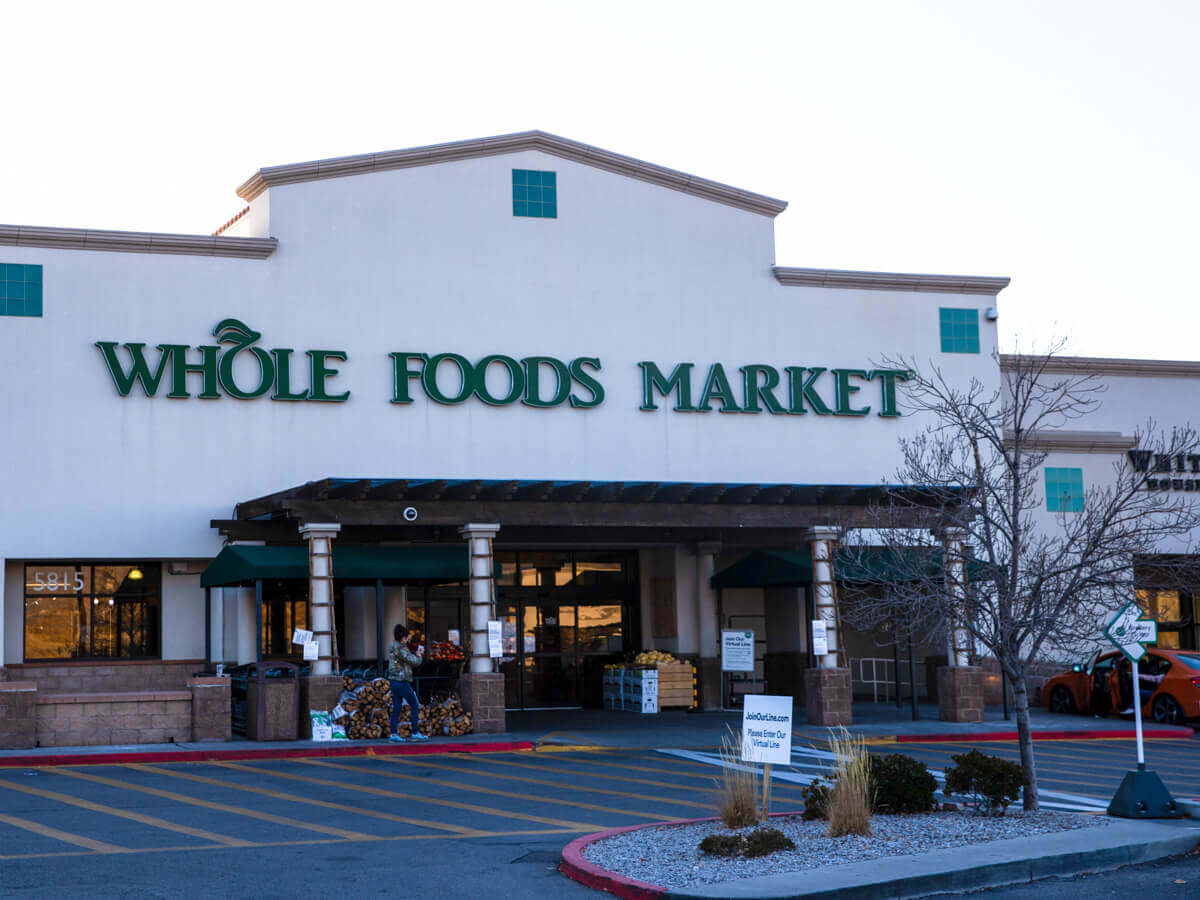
[839, 348, 1200, 810]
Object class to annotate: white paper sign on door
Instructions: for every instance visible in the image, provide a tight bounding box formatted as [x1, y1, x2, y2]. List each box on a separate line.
[740, 694, 793, 764]
[722, 630, 756, 672]
[487, 620, 504, 658]
[292, 628, 313, 646]
[811, 620, 829, 656]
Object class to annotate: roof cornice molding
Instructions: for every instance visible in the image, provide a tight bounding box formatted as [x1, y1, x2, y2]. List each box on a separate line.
[773, 266, 1010, 295]
[235, 130, 789, 217]
[0, 224, 276, 259]
[1003, 429, 1138, 453]
[999, 354, 1200, 378]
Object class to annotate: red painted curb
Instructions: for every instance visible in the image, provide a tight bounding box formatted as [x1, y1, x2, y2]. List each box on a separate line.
[895, 728, 1191, 743]
[0, 740, 533, 768]
[559, 811, 804, 900]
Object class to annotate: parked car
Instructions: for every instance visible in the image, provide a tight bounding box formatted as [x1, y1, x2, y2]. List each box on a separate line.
[1043, 648, 1200, 725]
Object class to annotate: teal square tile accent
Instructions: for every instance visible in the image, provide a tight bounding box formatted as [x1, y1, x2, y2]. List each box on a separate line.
[939, 307, 980, 353]
[2, 263, 43, 316]
[1045, 467, 1084, 512]
[513, 169, 558, 218]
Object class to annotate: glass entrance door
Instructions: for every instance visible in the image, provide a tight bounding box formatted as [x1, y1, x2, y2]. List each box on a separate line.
[496, 550, 637, 709]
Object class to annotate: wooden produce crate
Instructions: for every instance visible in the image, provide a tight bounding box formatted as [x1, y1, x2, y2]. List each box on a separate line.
[656, 661, 695, 709]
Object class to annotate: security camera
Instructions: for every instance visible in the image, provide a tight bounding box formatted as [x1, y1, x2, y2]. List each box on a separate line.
[403, 506, 419, 522]
[984, 307, 999, 321]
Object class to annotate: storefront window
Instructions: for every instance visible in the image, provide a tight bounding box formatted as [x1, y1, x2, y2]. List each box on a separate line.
[24, 563, 161, 660]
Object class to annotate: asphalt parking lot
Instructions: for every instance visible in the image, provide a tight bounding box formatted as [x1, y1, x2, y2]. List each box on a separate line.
[0, 738, 1196, 898]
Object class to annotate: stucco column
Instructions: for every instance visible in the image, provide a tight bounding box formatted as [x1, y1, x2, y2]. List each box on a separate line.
[806, 526, 841, 669]
[695, 541, 721, 709]
[300, 523, 341, 676]
[941, 527, 970, 666]
[459, 523, 501, 674]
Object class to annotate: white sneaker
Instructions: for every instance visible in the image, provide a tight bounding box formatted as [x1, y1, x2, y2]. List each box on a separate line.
[409, 732, 430, 741]
[388, 733, 406, 743]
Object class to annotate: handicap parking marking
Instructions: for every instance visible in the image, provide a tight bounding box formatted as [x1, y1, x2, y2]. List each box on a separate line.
[50, 767, 380, 842]
[0, 775, 254, 847]
[0, 810, 129, 854]
[380, 754, 715, 812]
[129, 764, 483, 836]
[215, 760, 606, 832]
[303, 757, 679, 823]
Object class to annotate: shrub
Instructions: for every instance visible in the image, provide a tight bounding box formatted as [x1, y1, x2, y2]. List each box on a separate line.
[743, 827, 796, 858]
[714, 726, 760, 827]
[827, 727, 872, 837]
[801, 779, 830, 821]
[943, 749, 1026, 816]
[698, 833, 743, 857]
[870, 754, 938, 814]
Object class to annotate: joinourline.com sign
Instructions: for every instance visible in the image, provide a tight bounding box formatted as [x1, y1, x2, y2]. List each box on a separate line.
[95, 318, 910, 418]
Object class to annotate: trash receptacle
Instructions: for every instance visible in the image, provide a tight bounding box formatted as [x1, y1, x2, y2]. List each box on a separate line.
[244, 662, 300, 741]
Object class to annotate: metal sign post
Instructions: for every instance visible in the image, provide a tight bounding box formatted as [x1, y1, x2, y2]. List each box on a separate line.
[1103, 602, 1181, 819]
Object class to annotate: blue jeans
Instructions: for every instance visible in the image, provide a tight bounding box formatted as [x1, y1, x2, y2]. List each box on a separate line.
[389, 679, 420, 734]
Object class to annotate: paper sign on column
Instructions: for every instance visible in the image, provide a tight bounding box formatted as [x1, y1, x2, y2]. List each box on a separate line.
[722, 630, 755, 672]
[740, 694, 793, 764]
[303, 640, 319, 661]
[487, 620, 504, 658]
[292, 628, 313, 645]
[447, 629, 460, 647]
[811, 620, 828, 656]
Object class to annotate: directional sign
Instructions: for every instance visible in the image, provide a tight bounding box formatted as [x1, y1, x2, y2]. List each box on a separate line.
[1104, 601, 1158, 662]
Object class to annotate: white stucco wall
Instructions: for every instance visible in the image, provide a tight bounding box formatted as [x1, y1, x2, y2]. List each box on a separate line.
[0, 149, 1000, 562]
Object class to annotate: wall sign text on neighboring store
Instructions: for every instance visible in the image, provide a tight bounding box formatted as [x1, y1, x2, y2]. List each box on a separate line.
[96, 319, 908, 418]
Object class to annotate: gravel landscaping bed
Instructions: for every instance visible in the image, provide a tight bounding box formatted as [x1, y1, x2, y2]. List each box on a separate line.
[582, 812, 1113, 889]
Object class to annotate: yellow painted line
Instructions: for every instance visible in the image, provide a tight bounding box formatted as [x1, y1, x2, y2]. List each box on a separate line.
[216, 761, 605, 831]
[131, 764, 483, 836]
[0, 827, 590, 862]
[0, 810, 128, 853]
[305, 758, 676, 821]
[463, 752, 808, 798]
[545, 752, 812, 793]
[381, 755, 713, 810]
[51, 768, 376, 842]
[532, 744, 617, 753]
[0, 777, 251, 847]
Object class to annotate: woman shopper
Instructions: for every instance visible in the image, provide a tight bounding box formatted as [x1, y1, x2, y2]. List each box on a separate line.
[388, 624, 429, 742]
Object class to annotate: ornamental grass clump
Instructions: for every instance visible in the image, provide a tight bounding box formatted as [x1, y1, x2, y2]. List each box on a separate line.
[714, 726, 761, 828]
[827, 727, 872, 838]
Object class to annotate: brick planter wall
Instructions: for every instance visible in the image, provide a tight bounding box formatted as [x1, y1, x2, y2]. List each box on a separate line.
[0, 682, 38, 750]
[459, 672, 505, 734]
[35, 692, 193, 746]
[189, 677, 232, 742]
[9, 660, 203, 694]
[804, 667, 852, 726]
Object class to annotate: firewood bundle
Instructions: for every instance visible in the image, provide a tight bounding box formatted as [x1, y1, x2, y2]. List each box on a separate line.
[333, 676, 395, 740]
[396, 694, 473, 739]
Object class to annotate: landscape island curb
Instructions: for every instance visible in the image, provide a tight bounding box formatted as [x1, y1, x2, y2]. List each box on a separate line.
[560, 814, 1200, 900]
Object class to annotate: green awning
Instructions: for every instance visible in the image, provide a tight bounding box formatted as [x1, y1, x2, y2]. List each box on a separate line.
[711, 550, 814, 589]
[711, 547, 988, 589]
[201, 545, 472, 588]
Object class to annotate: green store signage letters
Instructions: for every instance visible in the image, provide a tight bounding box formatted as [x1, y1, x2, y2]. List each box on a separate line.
[96, 319, 908, 418]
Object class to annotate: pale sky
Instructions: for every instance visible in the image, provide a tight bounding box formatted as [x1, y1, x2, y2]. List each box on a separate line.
[4, 1, 1197, 360]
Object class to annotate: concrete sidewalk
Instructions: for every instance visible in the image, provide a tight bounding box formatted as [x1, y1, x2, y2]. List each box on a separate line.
[0, 704, 1190, 767]
[670, 819, 1200, 899]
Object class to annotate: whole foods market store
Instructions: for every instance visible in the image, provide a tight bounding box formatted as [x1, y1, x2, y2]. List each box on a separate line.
[211, 476, 939, 727]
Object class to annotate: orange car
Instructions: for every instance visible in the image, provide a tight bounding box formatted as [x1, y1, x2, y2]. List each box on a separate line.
[1043, 648, 1200, 725]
